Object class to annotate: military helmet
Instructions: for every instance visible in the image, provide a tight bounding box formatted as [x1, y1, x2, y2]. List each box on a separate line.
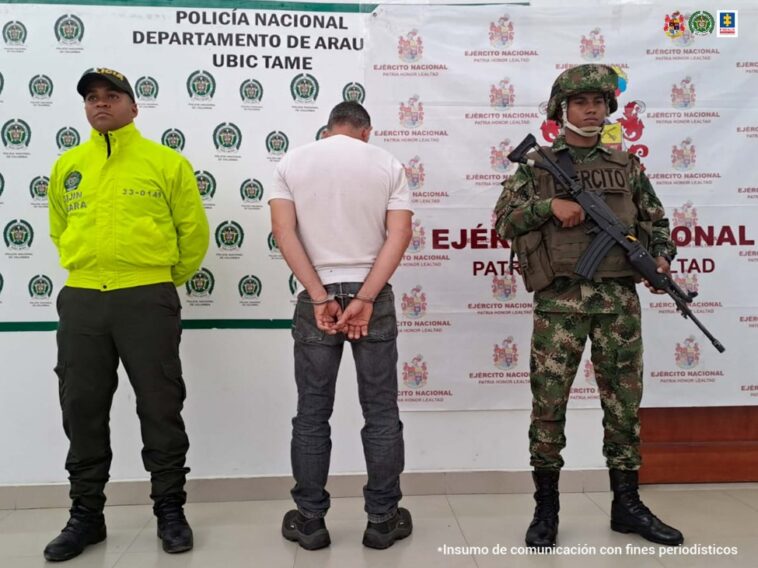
[547, 64, 618, 122]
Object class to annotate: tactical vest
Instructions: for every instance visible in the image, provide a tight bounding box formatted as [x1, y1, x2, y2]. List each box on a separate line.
[514, 147, 650, 292]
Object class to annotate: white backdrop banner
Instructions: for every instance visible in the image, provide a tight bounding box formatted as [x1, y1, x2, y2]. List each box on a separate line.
[1, 1, 756, 410]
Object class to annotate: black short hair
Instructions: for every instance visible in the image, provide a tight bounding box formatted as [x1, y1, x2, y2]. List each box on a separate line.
[327, 101, 371, 130]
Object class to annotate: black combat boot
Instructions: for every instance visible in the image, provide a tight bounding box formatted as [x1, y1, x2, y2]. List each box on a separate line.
[609, 469, 684, 546]
[43, 501, 107, 562]
[525, 469, 560, 548]
[282, 509, 331, 550]
[362, 508, 413, 549]
[154, 496, 194, 553]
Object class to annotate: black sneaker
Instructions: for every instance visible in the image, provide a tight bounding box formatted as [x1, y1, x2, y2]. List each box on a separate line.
[281, 510, 331, 550]
[155, 498, 194, 554]
[43, 503, 107, 562]
[362, 508, 413, 549]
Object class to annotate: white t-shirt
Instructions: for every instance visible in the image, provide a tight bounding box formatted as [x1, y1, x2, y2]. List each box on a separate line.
[269, 134, 412, 284]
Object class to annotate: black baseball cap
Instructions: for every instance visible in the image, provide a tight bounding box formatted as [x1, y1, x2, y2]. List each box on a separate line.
[77, 67, 135, 101]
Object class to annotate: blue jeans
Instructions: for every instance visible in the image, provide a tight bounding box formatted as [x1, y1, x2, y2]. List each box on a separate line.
[290, 282, 404, 523]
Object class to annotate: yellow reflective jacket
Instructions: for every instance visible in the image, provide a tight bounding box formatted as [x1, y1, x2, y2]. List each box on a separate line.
[49, 122, 209, 290]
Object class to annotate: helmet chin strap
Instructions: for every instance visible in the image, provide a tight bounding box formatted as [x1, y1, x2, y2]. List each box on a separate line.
[559, 99, 605, 138]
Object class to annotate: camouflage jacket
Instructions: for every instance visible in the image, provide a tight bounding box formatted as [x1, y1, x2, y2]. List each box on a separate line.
[494, 136, 677, 314]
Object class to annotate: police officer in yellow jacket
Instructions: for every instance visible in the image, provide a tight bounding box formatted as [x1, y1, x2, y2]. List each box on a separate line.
[44, 68, 209, 562]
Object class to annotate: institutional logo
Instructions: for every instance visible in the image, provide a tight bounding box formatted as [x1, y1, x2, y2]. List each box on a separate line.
[671, 77, 696, 109]
[54, 14, 84, 45]
[407, 219, 426, 253]
[185, 267, 215, 297]
[215, 220, 244, 250]
[490, 139, 515, 173]
[402, 355, 429, 389]
[289, 273, 299, 296]
[0, 272, 3, 296]
[28, 74, 54, 99]
[315, 125, 328, 140]
[490, 79, 516, 109]
[689, 11, 715, 36]
[240, 178, 263, 203]
[2, 119, 31, 150]
[663, 11, 687, 39]
[290, 73, 319, 103]
[342, 82, 366, 103]
[4, 219, 34, 249]
[267, 231, 279, 253]
[3, 21, 27, 46]
[238, 274, 262, 299]
[0, 71, 4, 95]
[675, 335, 700, 369]
[493, 337, 519, 370]
[135, 76, 159, 101]
[240, 78, 263, 103]
[489, 15, 515, 48]
[672, 201, 698, 228]
[187, 70, 216, 100]
[617, 100, 646, 142]
[194, 170, 216, 201]
[161, 128, 185, 151]
[56, 127, 80, 151]
[492, 274, 518, 302]
[64, 171, 82, 192]
[671, 138, 696, 171]
[401, 285, 427, 319]
[404, 156, 425, 190]
[399, 96, 424, 128]
[0, 172, 4, 198]
[28, 274, 53, 299]
[674, 273, 699, 295]
[583, 360, 596, 385]
[398, 30, 423, 62]
[213, 123, 242, 153]
[265, 131, 289, 156]
[29, 176, 49, 201]
[717, 11, 738, 37]
[580, 28, 605, 60]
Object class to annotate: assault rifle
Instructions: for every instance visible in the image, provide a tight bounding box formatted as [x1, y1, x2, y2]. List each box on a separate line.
[507, 134, 725, 353]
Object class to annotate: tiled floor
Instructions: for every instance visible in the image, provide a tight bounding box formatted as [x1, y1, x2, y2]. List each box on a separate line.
[1, 487, 757, 567]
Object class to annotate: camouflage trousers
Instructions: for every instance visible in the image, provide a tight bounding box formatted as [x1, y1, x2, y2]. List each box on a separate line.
[529, 308, 643, 471]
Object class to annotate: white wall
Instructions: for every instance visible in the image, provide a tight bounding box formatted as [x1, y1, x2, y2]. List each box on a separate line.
[0, 329, 609, 485]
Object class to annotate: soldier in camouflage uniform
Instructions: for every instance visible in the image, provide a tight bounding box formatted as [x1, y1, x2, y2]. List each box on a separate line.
[494, 64, 683, 548]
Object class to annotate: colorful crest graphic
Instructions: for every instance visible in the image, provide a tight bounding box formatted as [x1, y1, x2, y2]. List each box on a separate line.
[55, 14, 84, 45]
[215, 221, 244, 250]
[266, 131, 289, 156]
[491, 274, 518, 302]
[29, 176, 49, 201]
[672, 201, 698, 229]
[194, 170, 216, 200]
[489, 78, 515, 109]
[671, 138, 696, 171]
[2, 119, 31, 150]
[580, 28, 605, 61]
[240, 78, 263, 103]
[404, 156, 425, 190]
[402, 355, 429, 389]
[675, 336, 700, 369]
[398, 30, 423, 62]
[186, 267, 215, 297]
[290, 73, 319, 103]
[664, 11, 687, 39]
[135, 76, 159, 101]
[399, 95, 424, 128]
[214, 123, 242, 153]
[493, 336, 519, 370]
[583, 360, 596, 385]
[673, 273, 699, 295]
[56, 127, 80, 151]
[689, 11, 715, 36]
[4, 219, 34, 249]
[187, 70, 216, 100]
[401, 285, 427, 319]
[407, 219, 426, 253]
[238, 275, 262, 299]
[342, 82, 365, 103]
[617, 100, 646, 142]
[3, 21, 27, 45]
[28, 275, 53, 299]
[240, 179, 263, 203]
[29, 74, 53, 99]
[490, 139, 515, 173]
[671, 77, 696, 109]
[161, 128, 185, 151]
[489, 15, 514, 48]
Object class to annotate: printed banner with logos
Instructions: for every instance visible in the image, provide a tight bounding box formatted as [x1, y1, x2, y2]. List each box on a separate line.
[1, 1, 756, 410]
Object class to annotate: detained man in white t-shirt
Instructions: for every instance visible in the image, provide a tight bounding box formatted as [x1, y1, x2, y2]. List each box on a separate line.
[269, 101, 413, 551]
